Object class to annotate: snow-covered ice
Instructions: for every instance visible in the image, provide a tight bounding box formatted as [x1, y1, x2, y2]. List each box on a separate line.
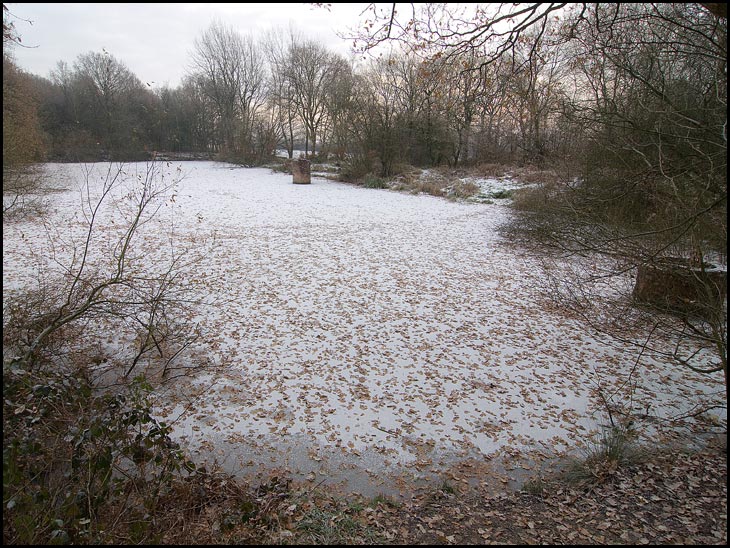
[3, 161, 726, 495]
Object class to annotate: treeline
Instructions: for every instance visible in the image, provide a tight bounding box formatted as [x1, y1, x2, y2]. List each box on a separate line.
[5, 22, 578, 173]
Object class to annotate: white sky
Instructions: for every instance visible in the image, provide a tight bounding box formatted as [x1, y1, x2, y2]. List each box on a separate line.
[6, 3, 379, 88]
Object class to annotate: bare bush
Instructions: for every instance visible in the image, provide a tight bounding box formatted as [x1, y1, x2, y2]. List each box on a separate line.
[3, 161, 205, 384]
[538, 256, 727, 424]
[1, 160, 223, 544]
[2, 166, 49, 218]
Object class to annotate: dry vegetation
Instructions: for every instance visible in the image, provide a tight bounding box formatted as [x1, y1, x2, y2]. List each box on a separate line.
[345, 163, 547, 200]
[10, 434, 721, 545]
[373, 441, 727, 545]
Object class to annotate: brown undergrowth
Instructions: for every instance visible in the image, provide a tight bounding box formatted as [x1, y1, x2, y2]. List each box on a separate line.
[152, 439, 728, 545]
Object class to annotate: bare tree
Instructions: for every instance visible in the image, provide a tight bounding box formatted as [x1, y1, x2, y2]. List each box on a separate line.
[471, 57, 513, 163]
[73, 51, 145, 154]
[504, 31, 568, 165]
[190, 22, 266, 160]
[348, 55, 407, 177]
[284, 38, 342, 158]
[321, 54, 354, 159]
[263, 27, 303, 159]
[349, 3, 573, 69]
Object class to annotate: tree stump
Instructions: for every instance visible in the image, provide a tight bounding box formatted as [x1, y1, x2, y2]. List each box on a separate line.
[292, 158, 311, 184]
[633, 257, 727, 317]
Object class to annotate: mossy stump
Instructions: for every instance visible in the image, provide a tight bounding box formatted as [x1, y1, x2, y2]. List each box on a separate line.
[633, 257, 727, 317]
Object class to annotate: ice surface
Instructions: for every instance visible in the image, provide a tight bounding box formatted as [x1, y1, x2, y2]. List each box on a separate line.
[3, 161, 725, 495]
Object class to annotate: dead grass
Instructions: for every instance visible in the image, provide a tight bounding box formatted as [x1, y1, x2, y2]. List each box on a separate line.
[386, 167, 479, 199]
[334, 163, 571, 203]
[508, 165, 565, 185]
[474, 162, 511, 178]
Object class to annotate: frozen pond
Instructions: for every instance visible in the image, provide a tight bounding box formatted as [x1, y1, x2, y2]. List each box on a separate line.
[3, 161, 726, 496]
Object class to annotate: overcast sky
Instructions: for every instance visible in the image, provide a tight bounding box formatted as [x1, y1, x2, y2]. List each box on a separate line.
[6, 3, 376, 88]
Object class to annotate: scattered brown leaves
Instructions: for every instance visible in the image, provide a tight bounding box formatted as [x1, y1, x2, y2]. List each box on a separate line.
[140, 442, 726, 545]
[374, 444, 727, 545]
